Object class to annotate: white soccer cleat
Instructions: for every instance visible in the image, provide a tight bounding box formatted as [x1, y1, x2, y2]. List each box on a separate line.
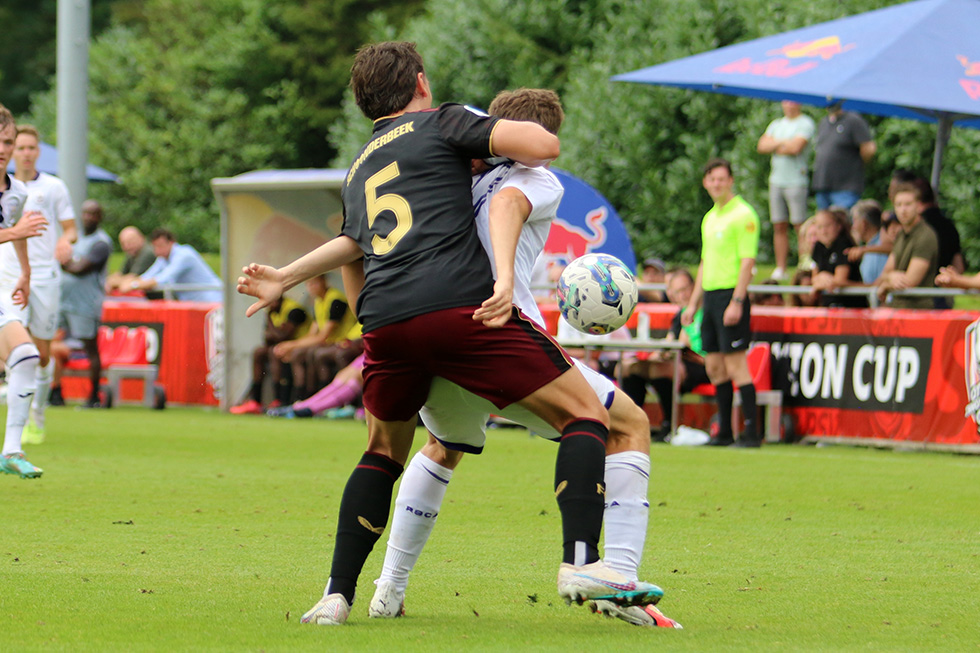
[557, 560, 663, 607]
[591, 600, 683, 628]
[368, 579, 405, 618]
[301, 593, 351, 626]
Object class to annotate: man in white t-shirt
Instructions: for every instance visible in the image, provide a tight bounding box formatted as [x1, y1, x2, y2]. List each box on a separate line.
[369, 89, 679, 629]
[757, 101, 815, 281]
[9, 125, 77, 440]
[0, 106, 51, 479]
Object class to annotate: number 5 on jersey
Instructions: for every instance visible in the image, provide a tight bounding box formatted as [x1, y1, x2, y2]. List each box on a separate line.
[365, 162, 413, 255]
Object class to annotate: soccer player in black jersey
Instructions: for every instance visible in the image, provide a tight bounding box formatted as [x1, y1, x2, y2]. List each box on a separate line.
[237, 41, 661, 625]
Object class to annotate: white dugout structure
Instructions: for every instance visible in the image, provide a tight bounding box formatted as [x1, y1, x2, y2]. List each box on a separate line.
[211, 169, 347, 410]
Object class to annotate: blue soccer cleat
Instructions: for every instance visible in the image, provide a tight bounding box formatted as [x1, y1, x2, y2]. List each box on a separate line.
[557, 560, 663, 607]
[1, 452, 43, 479]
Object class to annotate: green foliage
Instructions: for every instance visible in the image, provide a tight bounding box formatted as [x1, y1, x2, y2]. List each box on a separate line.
[3, 407, 980, 649]
[329, 0, 980, 267]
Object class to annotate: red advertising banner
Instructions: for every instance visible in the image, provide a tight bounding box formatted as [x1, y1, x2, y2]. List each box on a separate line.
[540, 302, 980, 450]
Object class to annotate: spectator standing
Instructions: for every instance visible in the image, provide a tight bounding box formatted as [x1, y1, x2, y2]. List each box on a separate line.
[130, 228, 221, 302]
[10, 125, 77, 442]
[811, 104, 876, 210]
[756, 100, 815, 280]
[847, 200, 890, 284]
[49, 200, 113, 412]
[105, 226, 156, 292]
[875, 183, 939, 310]
[684, 158, 761, 447]
[912, 177, 964, 308]
[810, 208, 867, 308]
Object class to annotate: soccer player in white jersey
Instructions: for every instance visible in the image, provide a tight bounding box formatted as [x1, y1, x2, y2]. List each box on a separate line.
[10, 125, 78, 440]
[0, 105, 51, 478]
[369, 89, 680, 628]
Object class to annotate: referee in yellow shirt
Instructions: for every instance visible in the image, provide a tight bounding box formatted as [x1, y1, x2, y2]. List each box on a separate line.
[682, 158, 761, 447]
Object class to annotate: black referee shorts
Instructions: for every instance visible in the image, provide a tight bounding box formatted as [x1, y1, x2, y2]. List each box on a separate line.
[701, 288, 751, 354]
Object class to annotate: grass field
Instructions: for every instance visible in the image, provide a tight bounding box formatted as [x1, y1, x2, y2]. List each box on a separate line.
[3, 406, 980, 651]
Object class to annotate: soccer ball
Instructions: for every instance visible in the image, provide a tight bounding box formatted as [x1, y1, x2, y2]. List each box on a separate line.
[556, 253, 639, 335]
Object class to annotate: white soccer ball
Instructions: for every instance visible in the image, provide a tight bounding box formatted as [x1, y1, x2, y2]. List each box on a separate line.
[556, 253, 639, 335]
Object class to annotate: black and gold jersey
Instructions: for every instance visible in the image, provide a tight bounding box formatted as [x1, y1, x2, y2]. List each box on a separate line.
[341, 103, 500, 332]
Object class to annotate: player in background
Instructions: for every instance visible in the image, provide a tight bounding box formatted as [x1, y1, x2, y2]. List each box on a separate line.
[11, 125, 78, 440]
[0, 105, 51, 478]
[237, 41, 661, 626]
[368, 88, 678, 628]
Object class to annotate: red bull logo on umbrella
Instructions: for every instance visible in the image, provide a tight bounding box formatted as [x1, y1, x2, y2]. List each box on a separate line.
[715, 35, 855, 79]
[545, 207, 608, 262]
[957, 55, 980, 101]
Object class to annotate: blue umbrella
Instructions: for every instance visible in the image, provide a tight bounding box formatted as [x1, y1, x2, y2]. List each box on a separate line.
[6, 140, 119, 183]
[613, 0, 980, 191]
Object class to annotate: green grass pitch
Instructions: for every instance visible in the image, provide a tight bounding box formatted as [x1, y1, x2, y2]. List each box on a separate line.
[3, 406, 979, 651]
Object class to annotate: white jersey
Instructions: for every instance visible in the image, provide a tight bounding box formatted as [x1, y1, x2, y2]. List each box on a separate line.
[0, 172, 75, 284]
[470, 162, 563, 324]
[0, 174, 28, 230]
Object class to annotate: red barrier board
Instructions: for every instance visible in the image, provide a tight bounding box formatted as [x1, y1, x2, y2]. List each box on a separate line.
[63, 300, 221, 406]
[540, 302, 980, 448]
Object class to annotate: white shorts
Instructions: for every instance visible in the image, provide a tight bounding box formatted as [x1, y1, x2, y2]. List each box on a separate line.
[0, 281, 60, 340]
[419, 358, 617, 453]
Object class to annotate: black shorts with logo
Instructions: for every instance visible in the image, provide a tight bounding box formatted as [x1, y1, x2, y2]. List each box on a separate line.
[701, 288, 751, 354]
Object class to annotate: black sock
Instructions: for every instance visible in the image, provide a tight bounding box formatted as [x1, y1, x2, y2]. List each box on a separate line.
[648, 377, 674, 424]
[275, 380, 291, 406]
[249, 380, 262, 403]
[326, 452, 404, 603]
[738, 383, 758, 439]
[554, 419, 608, 566]
[715, 382, 734, 440]
[620, 374, 647, 407]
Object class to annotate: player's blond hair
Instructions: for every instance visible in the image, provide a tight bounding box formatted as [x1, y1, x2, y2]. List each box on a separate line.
[16, 124, 40, 141]
[488, 88, 564, 135]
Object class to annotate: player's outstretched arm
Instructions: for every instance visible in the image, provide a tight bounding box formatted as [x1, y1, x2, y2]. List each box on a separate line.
[489, 120, 560, 168]
[0, 211, 47, 244]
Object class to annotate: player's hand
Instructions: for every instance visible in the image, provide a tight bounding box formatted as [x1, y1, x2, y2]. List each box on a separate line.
[237, 263, 285, 317]
[680, 304, 695, 326]
[9, 211, 47, 240]
[474, 279, 514, 328]
[889, 271, 911, 290]
[723, 301, 742, 326]
[55, 237, 73, 265]
[12, 274, 30, 308]
[272, 341, 294, 361]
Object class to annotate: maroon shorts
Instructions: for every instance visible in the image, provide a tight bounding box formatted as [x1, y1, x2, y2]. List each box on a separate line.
[362, 306, 573, 422]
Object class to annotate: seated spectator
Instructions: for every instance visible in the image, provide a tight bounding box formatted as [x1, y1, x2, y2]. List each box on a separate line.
[751, 278, 786, 307]
[846, 200, 890, 284]
[267, 353, 365, 418]
[810, 207, 868, 308]
[273, 274, 359, 399]
[105, 226, 157, 293]
[638, 257, 669, 303]
[229, 295, 310, 415]
[125, 228, 221, 302]
[787, 268, 818, 307]
[620, 267, 710, 439]
[875, 182, 939, 310]
[796, 215, 818, 271]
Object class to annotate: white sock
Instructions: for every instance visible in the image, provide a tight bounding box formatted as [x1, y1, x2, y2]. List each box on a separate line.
[31, 359, 53, 429]
[603, 451, 651, 581]
[377, 451, 453, 593]
[3, 343, 40, 455]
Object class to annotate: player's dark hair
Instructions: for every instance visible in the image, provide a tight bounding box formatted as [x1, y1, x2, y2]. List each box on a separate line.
[350, 41, 425, 121]
[702, 157, 732, 178]
[851, 199, 882, 230]
[822, 206, 851, 232]
[0, 104, 14, 131]
[891, 168, 918, 183]
[149, 227, 176, 242]
[911, 177, 935, 204]
[489, 88, 564, 135]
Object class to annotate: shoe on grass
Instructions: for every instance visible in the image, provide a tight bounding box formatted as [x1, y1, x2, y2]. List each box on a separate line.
[591, 600, 682, 628]
[368, 579, 405, 618]
[230, 399, 263, 415]
[301, 593, 351, 626]
[557, 560, 663, 607]
[22, 421, 45, 445]
[1, 452, 43, 479]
